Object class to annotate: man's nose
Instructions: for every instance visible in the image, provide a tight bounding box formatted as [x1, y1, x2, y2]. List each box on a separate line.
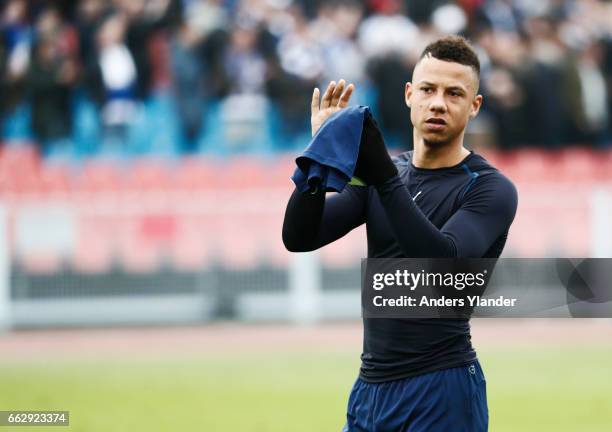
[429, 92, 447, 113]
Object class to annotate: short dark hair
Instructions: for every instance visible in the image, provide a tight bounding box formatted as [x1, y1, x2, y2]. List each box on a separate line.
[419, 36, 480, 78]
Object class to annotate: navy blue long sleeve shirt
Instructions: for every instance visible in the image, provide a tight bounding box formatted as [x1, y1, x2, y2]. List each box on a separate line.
[282, 150, 518, 382]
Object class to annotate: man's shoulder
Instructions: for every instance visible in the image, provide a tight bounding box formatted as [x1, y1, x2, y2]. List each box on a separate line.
[463, 154, 518, 221]
[466, 152, 516, 194]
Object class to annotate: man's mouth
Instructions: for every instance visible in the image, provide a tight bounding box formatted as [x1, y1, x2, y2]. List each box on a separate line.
[425, 118, 447, 125]
[424, 118, 447, 130]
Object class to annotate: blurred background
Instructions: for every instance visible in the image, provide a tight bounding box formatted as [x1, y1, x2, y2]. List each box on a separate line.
[0, 0, 611, 431]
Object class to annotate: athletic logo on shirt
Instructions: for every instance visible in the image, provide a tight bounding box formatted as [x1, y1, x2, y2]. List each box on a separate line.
[413, 191, 423, 201]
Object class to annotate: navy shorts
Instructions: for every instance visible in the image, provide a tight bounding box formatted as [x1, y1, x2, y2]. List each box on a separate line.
[342, 361, 488, 432]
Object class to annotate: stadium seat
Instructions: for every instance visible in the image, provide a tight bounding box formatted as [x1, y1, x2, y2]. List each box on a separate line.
[38, 164, 73, 195]
[320, 226, 367, 268]
[218, 157, 267, 189]
[76, 161, 124, 193]
[170, 215, 217, 271]
[264, 217, 290, 268]
[509, 183, 590, 256]
[71, 217, 115, 273]
[17, 253, 63, 275]
[557, 147, 602, 182]
[171, 157, 220, 190]
[477, 148, 503, 169]
[265, 155, 295, 188]
[0, 144, 42, 195]
[0, 142, 40, 166]
[217, 213, 261, 269]
[116, 216, 163, 272]
[72, 95, 101, 156]
[139, 213, 176, 243]
[125, 160, 171, 192]
[129, 93, 181, 156]
[0, 104, 34, 140]
[503, 148, 558, 183]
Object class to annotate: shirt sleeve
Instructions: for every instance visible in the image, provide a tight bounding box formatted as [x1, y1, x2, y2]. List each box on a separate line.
[375, 173, 518, 258]
[282, 184, 368, 252]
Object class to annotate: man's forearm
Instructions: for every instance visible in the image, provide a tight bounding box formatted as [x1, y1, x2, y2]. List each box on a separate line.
[375, 175, 457, 258]
[282, 188, 326, 252]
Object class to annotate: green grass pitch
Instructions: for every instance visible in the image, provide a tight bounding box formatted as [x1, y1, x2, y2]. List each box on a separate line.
[1, 347, 611, 431]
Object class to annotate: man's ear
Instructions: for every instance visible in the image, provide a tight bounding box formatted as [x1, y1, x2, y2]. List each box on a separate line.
[405, 82, 412, 108]
[469, 94, 483, 119]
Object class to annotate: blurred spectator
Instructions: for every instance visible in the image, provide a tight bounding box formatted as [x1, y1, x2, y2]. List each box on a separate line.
[218, 12, 270, 150]
[312, 1, 366, 89]
[0, 0, 611, 156]
[0, 28, 7, 128]
[224, 17, 267, 95]
[1, 0, 31, 115]
[268, 3, 322, 140]
[91, 13, 140, 153]
[358, 0, 420, 147]
[475, 25, 531, 149]
[475, 0, 524, 34]
[120, 0, 176, 99]
[402, 0, 448, 25]
[574, 39, 609, 145]
[169, 20, 208, 152]
[431, 3, 468, 35]
[75, 0, 107, 76]
[605, 38, 612, 146]
[26, 7, 78, 154]
[358, 0, 419, 59]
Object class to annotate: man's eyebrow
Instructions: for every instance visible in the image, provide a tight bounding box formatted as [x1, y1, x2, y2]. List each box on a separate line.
[417, 81, 468, 92]
[446, 86, 467, 93]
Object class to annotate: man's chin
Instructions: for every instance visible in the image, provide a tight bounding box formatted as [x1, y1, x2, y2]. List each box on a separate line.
[422, 133, 452, 147]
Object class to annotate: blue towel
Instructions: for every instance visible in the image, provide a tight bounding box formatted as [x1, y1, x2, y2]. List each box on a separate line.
[291, 105, 371, 193]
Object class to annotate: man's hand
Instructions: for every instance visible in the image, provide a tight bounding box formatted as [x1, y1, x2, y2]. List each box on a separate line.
[354, 113, 398, 186]
[311, 79, 355, 136]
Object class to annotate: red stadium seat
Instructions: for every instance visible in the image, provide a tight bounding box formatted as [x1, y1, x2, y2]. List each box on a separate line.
[508, 183, 590, 256]
[502, 149, 559, 183]
[262, 213, 290, 268]
[218, 157, 267, 189]
[38, 164, 73, 195]
[72, 216, 115, 273]
[125, 160, 171, 191]
[18, 254, 62, 274]
[172, 157, 219, 190]
[557, 147, 602, 182]
[476, 148, 503, 168]
[217, 213, 261, 269]
[0, 145, 42, 196]
[320, 226, 367, 268]
[170, 215, 217, 271]
[0, 165, 40, 195]
[593, 149, 612, 181]
[116, 216, 163, 272]
[0, 143, 40, 172]
[265, 156, 295, 189]
[139, 213, 176, 241]
[76, 161, 124, 193]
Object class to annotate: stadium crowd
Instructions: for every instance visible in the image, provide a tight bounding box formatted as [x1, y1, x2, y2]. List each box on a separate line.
[1, 0, 611, 157]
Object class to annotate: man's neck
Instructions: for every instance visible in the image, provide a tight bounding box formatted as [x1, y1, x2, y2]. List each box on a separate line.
[412, 134, 470, 169]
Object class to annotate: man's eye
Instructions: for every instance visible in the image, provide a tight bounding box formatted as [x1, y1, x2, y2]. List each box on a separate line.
[449, 91, 462, 97]
[421, 88, 433, 93]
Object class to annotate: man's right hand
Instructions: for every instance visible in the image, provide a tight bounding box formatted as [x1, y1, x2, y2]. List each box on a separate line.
[311, 79, 355, 137]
